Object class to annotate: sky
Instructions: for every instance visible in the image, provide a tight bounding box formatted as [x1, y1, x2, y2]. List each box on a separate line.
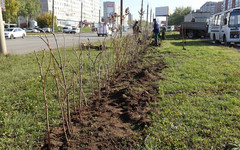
[102, 0, 220, 20]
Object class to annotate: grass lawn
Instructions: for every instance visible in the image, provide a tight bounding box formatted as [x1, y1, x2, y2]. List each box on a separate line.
[144, 34, 240, 149]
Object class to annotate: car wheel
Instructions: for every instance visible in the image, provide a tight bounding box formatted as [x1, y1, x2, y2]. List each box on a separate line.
[10, 34, 14, 39]
[22, 34, 25, 39]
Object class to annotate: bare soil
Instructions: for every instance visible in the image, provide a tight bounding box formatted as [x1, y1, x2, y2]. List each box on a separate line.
[42, 47, 167, 149]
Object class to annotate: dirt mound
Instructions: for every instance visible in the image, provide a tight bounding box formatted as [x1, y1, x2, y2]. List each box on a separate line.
[44, 48, 167, 149]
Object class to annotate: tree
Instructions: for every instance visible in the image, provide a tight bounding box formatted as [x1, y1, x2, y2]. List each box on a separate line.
[19, 0, 41, 25]
[168, 7, 191, 25]
[3, 0, 21, 23]
[37, 12, 56, 28]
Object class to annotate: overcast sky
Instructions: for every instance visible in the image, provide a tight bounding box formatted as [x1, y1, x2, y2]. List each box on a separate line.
[102, 0, 220, 20]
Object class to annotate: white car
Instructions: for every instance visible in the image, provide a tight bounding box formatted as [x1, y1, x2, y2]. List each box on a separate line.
[25, 28, 40, 33]
[42, 27, 52, 33]
[62, 26, 72, 33]
[5, 28, 26, 39]
[71, 27, 80, 33]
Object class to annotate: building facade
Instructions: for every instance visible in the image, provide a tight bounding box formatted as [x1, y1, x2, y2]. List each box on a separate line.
[217, 1, 223, 13]
[223, 0, 240, 10]
[200, 2, 218, 14]
[40, 0, 101, 26]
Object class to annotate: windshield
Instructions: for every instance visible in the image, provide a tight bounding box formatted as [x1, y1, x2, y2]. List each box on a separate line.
[6, 28, 14, 31]
[229, 11, 240, 27]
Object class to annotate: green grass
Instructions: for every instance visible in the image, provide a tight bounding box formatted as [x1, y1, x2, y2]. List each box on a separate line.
[81, 27, 93, 33]
[144, 34, 240, 149]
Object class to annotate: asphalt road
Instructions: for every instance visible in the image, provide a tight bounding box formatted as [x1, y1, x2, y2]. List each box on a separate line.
[6, 32, 127, 54]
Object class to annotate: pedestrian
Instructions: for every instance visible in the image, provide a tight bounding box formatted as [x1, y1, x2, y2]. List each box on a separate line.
[161, 26, 166, 40]
[153, 19, 160, 46]
[133, 21, 140, 39]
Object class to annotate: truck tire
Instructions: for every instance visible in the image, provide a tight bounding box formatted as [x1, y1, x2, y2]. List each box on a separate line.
[187, 30, 194, 39]
[223, 35, 230, 46]
[213, 34, 219, 44]
[98, 34, 100, 37]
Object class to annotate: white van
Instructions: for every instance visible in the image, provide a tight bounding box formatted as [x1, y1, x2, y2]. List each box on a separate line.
[97, 23, 112, 36]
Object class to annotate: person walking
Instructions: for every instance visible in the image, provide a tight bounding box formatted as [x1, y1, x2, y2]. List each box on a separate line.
[161, 26, 166, 40]
[153, 19, 160, 46]
[133, 21, 140, 39]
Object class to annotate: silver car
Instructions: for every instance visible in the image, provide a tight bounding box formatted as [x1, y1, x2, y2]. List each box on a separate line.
[5, 28, 26, 39]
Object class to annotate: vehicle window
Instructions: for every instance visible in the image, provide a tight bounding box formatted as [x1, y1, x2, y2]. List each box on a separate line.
[214, 15, 220, 26]
[212, 15, 216, 26]
[6, 28, 13, 31]
[229, 11, 240, 27]
[216, 15, 221, 26]
[220, 14, 224, 25]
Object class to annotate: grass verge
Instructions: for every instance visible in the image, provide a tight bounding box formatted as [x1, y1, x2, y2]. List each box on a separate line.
[144, 34, 240, 149]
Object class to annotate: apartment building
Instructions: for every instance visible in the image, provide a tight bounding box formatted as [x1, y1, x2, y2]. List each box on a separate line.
[223, 0, 240, 10]
[40, 0, 101, 26]
[200, 1, 218, 14]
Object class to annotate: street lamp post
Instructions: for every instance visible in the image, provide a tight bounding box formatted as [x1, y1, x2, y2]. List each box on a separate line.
[120, 0, 123, 37]
[52, 0, 55, 33]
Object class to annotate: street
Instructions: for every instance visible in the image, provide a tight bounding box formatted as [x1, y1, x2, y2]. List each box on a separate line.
[6, 32, 127, 54]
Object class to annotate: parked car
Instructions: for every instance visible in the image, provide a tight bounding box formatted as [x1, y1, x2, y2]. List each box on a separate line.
[62, 26, 72, 33]
[42, 27, 51, 33]
[34, 28, 44, 32]
[71, 27, 80, 33]
[4, 28, 26, 39]
[24, 28, 40, 33]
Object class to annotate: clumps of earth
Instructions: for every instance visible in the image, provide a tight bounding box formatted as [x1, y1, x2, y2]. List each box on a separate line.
[42, 47, 167, 149]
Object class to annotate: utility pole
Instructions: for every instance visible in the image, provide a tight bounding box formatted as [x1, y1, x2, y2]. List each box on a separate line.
[150, 8, 152, 25]
[99, 7, 101, 23]
[120, 0, 123, 37]
[80, 2, 83, 33]
[52, 0, 54, 33]
[140, 0, 143, 28]
[146, 3, 149, 28]
[0, 5, 7, 55]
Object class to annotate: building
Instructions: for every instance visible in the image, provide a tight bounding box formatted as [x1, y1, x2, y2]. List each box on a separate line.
[223, 0, 240, 10]
[40, 0, 101, 27]
[217, 1, 223, 13]
[200, 1, 218, 14]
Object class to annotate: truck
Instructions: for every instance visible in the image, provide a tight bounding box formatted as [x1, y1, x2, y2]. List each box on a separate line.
[97, 23, 112, 37]
[180, 12, 211, 38]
